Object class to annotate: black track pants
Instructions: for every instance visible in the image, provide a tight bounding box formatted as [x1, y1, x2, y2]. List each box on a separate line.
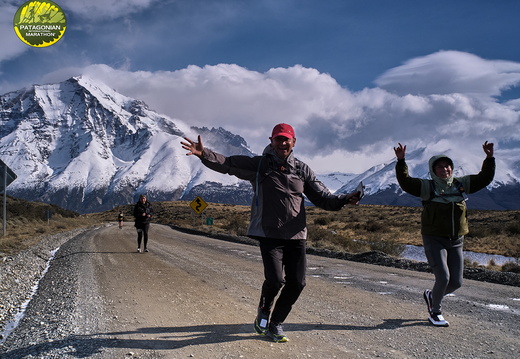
[258, 238, 307, 324]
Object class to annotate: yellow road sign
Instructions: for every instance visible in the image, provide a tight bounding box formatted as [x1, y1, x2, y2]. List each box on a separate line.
[190, 196, 208, 214]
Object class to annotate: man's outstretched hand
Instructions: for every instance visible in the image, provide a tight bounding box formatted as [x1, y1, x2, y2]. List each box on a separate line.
[181, 135, 204, 157]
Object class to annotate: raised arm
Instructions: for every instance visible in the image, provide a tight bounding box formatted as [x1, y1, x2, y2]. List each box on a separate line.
[393, 143, 406, 160]
[482, 141, 494, 158]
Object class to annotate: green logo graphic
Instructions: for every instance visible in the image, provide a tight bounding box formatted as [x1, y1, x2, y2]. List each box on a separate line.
[13, 1, 67, 47]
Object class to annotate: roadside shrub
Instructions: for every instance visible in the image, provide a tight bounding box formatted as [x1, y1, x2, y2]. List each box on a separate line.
[223, 217, 248, 236]
[314, 216, 333, 226]
[467, 223, 504, 238]
[464, 258, 480, 268]
[486, 259, 501, 271]
[307, 227, 337, 244]
[505, 222, 520, 235]
[307, 226, 368, 253]
[365, 220, 384, 232]
[501, 261, 520, 273]
[366, 233, 405, 257]
[346, 213, 360, 223]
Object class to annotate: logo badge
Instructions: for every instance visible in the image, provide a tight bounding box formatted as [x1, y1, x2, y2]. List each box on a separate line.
[13, 1, 67, 47]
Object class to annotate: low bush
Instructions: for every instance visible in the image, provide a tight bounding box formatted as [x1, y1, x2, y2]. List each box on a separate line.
[505, 223, 520, 235]
[365, 220, 384, 232]
[501, 261, 520, 273]
[307, 226, 368, 253]
[223, 216, 248, 236]
[367, 234, 406, 257]
[314, 216, 334, 226]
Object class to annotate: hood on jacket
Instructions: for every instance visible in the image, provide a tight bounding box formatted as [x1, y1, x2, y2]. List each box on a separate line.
[429, 154, 455, 186]
[429, 155, 454, 177]
[421, 154, 461, 202]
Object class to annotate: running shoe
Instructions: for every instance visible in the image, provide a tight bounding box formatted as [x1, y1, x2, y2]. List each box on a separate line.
[144, 248, 149, 252]
[428, 312, 449, 327]
[423, 289, 433, 314]
[267, 322, 289, 342]
[137, 248, 141, 253]
[254, 307, 270, 335]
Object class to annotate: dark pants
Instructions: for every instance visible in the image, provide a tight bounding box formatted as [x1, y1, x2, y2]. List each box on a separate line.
[258, 238, 307, 324]
[423, 235, 463, 314]
[136, 223, 150, 249]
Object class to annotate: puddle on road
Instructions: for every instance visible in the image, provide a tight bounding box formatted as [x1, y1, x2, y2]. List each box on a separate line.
[486, 304, 510, 311]
[402, 245, 517, 266]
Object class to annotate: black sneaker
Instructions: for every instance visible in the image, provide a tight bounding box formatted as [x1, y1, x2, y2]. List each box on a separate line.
[144, 248, 149, 252]
[254, 307, 269, 335]
[428, 312, 449, 327]
[423, 289, 433, 314]
[267, 322, 289, 343]
[137, 248, 141, 253]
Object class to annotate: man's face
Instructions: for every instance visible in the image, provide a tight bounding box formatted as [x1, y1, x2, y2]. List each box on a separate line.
[433, 160, 453, 179]
[270, 136, 296, 159]
[140, 196, 147, 203]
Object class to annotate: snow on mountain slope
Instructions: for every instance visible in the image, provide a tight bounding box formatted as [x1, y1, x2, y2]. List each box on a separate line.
[0, 76, 251, 212]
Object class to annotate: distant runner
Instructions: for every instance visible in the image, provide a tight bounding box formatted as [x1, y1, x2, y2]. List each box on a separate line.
[118, 211, 124, 229]
[133, 195, 153, 253]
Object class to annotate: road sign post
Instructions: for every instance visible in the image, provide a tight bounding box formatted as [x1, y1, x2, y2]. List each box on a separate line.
[190, 196, 208, 214]
[189, 196, 208, 226]
[0, 159, 17, 236]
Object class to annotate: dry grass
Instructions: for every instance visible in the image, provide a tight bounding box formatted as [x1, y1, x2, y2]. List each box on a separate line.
[2, 196, 519, 271]
[0, 216, 96, 253]
[94, 201, 519, 259]
[0, 195, 98, 255]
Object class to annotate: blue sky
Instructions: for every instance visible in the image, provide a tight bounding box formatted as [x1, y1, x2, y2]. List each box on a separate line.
[1, 0, 520, 173]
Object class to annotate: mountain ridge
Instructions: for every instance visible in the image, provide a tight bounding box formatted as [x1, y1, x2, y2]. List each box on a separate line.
[1, 76, 519, 212]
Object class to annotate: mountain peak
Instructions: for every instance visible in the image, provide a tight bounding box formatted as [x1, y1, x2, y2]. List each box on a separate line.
[0, 77, 253, 212]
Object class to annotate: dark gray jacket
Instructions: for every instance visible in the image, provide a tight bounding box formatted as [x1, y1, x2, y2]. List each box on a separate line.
[200, 145, 349, 240]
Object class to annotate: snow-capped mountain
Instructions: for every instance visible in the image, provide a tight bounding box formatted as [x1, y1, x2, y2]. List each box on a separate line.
[0, 76, 253, 212]
[1, 77, 519, 213]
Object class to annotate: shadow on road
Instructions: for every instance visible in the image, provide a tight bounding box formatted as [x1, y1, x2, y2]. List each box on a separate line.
[1, 320, 427, 358]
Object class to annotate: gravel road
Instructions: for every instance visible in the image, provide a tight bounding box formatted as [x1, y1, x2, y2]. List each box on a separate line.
[1, 224, 519, 358]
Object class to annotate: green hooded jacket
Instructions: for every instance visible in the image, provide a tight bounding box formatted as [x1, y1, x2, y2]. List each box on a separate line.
[395, 155, 495, 237]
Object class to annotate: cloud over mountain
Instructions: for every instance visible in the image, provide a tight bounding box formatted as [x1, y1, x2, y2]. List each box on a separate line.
[35, 51, 520, 176]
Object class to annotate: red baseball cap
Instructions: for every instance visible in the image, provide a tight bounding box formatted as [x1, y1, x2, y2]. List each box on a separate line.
[271, 123, 295, 139]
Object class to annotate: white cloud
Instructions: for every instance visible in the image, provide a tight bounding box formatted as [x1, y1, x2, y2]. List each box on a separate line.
[24, 52, 520, 173]
[0, 3, 30, 63]
[45, 63, 361, 151]
[375, 50, 520, 97]
[62, 0, 156, 20]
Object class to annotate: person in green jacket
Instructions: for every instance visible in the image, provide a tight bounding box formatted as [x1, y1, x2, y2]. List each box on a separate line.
[394, 141, 495, 327]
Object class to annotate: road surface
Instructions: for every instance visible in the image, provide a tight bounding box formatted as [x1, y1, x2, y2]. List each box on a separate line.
[1, 224, 519, 358]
